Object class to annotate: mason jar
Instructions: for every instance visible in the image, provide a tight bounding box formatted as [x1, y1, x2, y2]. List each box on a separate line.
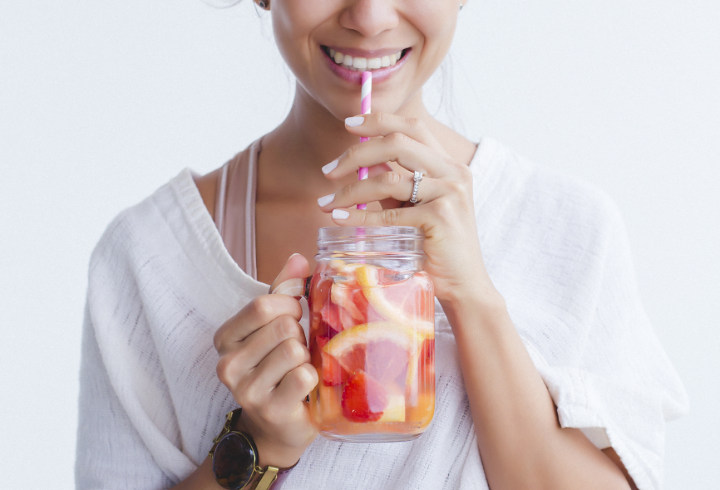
[308, 226, 435, 442]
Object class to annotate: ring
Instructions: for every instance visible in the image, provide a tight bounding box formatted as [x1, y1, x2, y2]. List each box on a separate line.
[409, 170, 423, 204]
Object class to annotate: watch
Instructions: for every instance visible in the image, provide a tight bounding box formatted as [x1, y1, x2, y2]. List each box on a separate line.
[209, 409, 295, 490]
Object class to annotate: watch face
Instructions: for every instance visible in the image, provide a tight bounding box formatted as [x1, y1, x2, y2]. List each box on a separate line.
[212, 432, 256, 489]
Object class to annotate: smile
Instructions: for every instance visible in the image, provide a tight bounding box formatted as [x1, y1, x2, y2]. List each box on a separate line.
[322, 46, 409, 72]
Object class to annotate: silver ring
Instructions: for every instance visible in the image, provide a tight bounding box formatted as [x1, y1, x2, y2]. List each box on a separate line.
[409, 170, 423, 204]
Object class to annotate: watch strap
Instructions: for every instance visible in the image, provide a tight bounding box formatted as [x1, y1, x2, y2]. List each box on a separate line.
[210, 409, 297, 490]
[249, 465, 279, 490]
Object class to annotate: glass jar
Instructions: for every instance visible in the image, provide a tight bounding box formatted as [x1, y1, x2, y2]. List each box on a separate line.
[308, 226, 435, 442]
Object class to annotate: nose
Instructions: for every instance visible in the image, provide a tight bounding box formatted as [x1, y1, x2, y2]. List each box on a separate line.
[339, 0, 400, 38]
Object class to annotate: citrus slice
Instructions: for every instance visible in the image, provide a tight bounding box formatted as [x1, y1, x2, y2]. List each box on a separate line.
[354, 265, 434, 337]
[323, 321, 422, 391]
[378, 391, 406, 423]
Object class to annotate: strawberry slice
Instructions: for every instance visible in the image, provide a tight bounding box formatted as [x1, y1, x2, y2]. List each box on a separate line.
[341, 370, 388, 422]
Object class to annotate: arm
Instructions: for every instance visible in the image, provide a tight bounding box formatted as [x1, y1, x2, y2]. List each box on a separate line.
[173, 253, 318, 489]
[445, 292, 632, 490]
[320, 112, 635, 489]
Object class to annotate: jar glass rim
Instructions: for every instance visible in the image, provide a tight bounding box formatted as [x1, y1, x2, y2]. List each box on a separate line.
[318, 226, 422, 241]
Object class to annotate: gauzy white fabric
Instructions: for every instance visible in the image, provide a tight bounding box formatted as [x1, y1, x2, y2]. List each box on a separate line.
[75, 137, 688, 489]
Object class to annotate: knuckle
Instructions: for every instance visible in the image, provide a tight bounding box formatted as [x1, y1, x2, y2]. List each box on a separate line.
[433, 196, 455, 216]
[381, 207, 402, 226]
[297, 363, 319, 388]
[382, 171, 401, 187]
[456, 163, 472, 180]
[388, 132, 407, 147]
[447, 179, 466, 196]
[252, 295, 275, 320]
[275, 316, 299, 343]
[281, 338, 308, 364]
[406, 116, 421, 130]
[212, 328, 224, 353]
[215, 356, 230, 385]
[344, 144, 360, 163]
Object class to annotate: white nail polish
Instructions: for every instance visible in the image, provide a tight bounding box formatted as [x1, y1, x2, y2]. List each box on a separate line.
[322, 159, 338, 175]
[332, 209, 350, 220]
[345, 116, 364, 127]
[317, 193, 335, 207]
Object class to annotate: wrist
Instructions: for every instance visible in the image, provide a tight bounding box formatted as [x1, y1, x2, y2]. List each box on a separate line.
[440, 285, 508, 330]
[210, 409, 299, 490]
[233, 412, 304, 469]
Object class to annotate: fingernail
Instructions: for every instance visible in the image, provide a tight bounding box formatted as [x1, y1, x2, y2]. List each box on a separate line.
[345, 116, 364, 127]
[332, 209, 350, 220]
[322, 159, 338, 175]
[317, 193, 335, 207]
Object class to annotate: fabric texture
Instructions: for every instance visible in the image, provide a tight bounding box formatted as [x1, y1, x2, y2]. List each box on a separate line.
[75, 137, 688, 489]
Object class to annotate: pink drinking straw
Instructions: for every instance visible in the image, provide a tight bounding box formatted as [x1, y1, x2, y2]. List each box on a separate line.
[357, 71, 372, 210]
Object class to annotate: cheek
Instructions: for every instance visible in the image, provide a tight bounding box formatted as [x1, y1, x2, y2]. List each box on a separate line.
[271, 3, 330, 77]
[413, 0, 459, 40]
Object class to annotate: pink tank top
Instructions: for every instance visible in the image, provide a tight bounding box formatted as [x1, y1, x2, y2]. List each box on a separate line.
[214, 139, 262, 280]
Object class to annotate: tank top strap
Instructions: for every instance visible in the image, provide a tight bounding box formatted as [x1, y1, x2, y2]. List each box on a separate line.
[213, 138, 262, 280]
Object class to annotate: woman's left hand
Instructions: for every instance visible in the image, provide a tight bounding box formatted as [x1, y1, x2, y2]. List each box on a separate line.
[318, 113, 499, 308]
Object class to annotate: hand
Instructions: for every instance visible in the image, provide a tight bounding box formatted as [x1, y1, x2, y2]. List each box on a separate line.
[213, 254, 318, 468]
[318, 113, 500, 308]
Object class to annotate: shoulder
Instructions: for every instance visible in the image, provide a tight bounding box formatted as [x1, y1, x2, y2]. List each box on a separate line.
[88, 170, 195, 276]
[474, 137, 623, 241]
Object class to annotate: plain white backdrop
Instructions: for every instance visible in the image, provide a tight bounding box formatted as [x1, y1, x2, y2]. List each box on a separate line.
[1, 0, 718, 487]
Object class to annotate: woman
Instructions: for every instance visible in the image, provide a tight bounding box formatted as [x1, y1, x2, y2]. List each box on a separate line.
[75, 0, 687, 488]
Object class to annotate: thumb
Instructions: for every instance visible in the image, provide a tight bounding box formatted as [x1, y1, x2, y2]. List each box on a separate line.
[269, 253, 311, 296]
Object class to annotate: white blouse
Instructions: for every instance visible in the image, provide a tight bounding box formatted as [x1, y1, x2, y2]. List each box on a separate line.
[75, 137, 687, 489]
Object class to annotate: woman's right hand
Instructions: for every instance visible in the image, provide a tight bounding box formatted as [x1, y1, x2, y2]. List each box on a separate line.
[213, 253, 318, 468]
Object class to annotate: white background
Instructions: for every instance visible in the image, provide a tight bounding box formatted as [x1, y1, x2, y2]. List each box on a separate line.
[1, 0, 718, 487]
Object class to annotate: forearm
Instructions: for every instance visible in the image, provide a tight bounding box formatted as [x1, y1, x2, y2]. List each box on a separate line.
[444, 293, 630, 490]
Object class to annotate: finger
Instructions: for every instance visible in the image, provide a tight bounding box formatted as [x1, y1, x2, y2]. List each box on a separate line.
[253, 337, 311, 392]
[318, 170, 440, 210]
[344, 113, 438, 149]
[329, 203, 429, 229]
[322, 135, 445, 180]
[239, 313, 307, 366]
[270, 253, 311, 294]
[214, 294, 303, 353]
[273, 363, 319, 406]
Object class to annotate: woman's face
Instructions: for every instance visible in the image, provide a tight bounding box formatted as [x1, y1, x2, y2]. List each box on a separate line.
[271, 0, 462, 120]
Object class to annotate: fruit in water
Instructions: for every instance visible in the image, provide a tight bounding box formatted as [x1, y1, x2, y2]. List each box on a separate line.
[341, 370, 388, 422]
[354, 265, 434, 336]
[322, 321, 418, 381]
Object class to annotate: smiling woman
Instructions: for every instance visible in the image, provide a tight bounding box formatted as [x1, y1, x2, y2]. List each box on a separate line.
[73, 1, 688, 489]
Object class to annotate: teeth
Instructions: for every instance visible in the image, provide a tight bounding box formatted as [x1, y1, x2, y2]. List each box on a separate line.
[353, 57, 368, 70]
[327, 48, 404, 71]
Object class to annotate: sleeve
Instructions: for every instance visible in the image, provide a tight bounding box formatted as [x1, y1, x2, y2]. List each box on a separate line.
[522, 200, 689, 490]
[75, 220, 196, 488]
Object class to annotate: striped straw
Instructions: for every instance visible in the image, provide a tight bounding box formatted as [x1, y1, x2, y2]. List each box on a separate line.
[357, 71, 372, 210]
